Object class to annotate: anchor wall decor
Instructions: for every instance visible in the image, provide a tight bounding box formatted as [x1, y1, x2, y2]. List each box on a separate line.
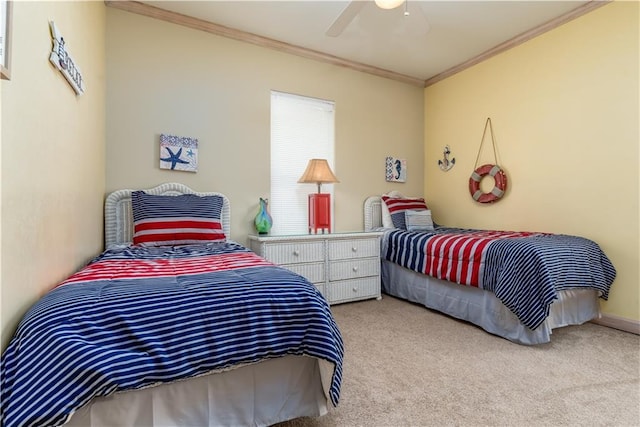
[438, 145, 455, 172]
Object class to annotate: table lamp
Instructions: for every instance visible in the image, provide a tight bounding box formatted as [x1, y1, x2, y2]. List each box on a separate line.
[298, 159, 339, 234]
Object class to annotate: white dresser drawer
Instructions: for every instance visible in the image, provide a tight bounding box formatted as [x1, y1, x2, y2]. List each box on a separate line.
[248, 231, 383, 305]
[328, 238, 379, 260]
[329, 258, 380, 281]
[262, 241, 324, 265]
[329, 277, 381, 304]
[282, 262, 325, 284]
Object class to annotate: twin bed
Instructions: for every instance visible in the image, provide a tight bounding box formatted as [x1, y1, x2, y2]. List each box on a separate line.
[364, 195, 616, 345]
[0, 184, 618, 426]
[1, 183, 344, 427]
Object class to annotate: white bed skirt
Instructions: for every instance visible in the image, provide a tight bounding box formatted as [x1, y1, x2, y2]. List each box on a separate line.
[66, 355, 329, 427]
[382, 259, 600, 345]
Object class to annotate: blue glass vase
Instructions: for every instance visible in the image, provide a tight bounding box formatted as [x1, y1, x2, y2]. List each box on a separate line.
[254, 197, 273, 235]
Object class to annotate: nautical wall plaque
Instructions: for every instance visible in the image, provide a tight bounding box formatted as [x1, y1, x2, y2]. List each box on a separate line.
[49, 21, 84, 95]
[385, 156, 407, 183]
[438, 145, 455, 171]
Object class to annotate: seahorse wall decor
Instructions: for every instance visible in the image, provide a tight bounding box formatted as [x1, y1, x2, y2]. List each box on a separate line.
[438, 145, 455, 172]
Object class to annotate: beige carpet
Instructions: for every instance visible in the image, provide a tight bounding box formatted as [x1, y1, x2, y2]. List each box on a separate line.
[278, 295, 640, 427]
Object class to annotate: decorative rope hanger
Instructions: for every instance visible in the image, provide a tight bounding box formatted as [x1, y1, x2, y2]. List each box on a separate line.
[468, 118, 508, 204]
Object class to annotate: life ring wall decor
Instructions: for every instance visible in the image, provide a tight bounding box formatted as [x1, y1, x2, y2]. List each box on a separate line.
[469, 164, 507, 203]
[470, 118, 508, 204]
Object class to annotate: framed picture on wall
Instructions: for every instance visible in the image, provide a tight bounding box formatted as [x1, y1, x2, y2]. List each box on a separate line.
[0, 0, 12, 80]
[385, 156, 407, 183]
[159, 133, 199, 172]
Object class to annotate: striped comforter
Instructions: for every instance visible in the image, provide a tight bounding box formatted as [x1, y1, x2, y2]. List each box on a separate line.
[384, 228, 616, 330]
[1, 242, 344, 427]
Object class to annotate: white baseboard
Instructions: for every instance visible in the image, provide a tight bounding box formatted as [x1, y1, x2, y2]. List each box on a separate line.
[591, 313, 640, 335]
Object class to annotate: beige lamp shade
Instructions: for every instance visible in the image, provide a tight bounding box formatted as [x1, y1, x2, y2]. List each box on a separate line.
[298, 159, 339, 193]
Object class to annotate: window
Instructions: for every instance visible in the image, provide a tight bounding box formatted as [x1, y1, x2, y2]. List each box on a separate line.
[270, 91, 336, 235]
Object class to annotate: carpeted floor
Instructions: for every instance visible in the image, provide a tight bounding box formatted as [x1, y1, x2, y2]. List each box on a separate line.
[278, 295, 640, 427]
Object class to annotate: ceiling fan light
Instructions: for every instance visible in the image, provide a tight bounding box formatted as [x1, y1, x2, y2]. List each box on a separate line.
[374, 0, 405, 10]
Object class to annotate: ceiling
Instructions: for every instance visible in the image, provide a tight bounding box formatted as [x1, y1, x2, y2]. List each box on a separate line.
[135, 1, 600, 86]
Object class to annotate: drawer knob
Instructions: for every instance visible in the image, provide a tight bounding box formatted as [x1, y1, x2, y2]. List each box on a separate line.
[352, 287, 358, 293]
[351, 247, 357, 252]
[352, 266, 358, 272]
[293, 250, 299, 256]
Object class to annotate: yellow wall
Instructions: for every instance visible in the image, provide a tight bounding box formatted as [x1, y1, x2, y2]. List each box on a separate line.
[0, 44, 3, 351]
[424, 1, 639, 322]
[2, 1, 635, 352]
[105, 7, 425, 244]
[0, 2, 106, 350]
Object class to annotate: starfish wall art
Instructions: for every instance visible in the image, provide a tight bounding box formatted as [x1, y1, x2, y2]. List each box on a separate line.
[159, 134, 198, 172]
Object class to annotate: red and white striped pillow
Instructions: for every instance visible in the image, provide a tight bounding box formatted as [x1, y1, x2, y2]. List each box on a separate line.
[381, 195, 429, 230]
[131, 191, 226, 246]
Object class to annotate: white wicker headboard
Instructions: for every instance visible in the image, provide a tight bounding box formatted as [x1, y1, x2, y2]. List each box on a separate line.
[104, 182, 231, 249]
[364, 196, 383, 231]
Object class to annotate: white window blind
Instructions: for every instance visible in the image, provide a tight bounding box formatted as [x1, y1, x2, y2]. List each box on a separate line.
[270, 91, 336, 235]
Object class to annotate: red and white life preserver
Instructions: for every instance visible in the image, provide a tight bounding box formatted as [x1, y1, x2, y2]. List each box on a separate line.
[468, 164, 507, 204]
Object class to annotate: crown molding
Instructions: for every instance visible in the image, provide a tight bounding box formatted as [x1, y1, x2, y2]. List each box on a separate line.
[105, 0, 611, 89]
[424, 0, 611, 87]
[104, 0, 425, 88]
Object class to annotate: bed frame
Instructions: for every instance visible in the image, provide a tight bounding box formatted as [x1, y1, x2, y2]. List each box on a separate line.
[364, 196, 601, 345]
[67, 183, 330, 426]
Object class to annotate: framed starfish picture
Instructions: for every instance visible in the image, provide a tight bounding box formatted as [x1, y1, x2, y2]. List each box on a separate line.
[159, 134, 198, 173]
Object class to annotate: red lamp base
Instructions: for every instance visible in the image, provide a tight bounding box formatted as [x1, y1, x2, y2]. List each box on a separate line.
[308, 193, 331, 234]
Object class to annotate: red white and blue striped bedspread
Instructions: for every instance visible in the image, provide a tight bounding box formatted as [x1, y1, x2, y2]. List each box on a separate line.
[384, 228, 616, 330]
[1, 242, 344, 427]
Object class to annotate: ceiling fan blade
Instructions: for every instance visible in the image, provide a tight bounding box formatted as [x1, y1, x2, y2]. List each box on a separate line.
[326, 1, 367, 37]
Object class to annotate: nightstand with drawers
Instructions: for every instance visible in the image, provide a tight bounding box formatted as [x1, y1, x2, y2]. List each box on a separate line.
[248, 232, 383, 305]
